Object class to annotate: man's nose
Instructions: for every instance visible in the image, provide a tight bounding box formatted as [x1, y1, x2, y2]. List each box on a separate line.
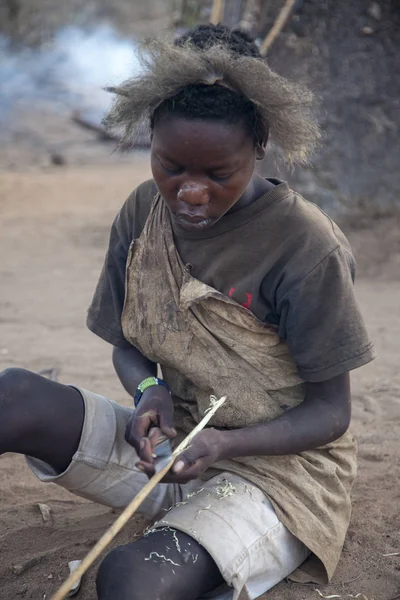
[177, 182, 209, 206]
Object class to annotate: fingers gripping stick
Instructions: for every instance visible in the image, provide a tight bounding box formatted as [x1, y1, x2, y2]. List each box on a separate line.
[50, 395, 227, 600]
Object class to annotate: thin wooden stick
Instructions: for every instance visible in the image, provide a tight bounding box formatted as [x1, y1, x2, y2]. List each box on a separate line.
[210, 0, 225, 24]
[50, 396, 227, 600]
[260, 0, 296, 56]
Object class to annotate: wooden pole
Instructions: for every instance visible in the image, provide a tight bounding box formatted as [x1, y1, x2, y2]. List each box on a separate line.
[260, 0, 296, 56]
[50, 396, 227, 600]
[210, 0, 225, 24]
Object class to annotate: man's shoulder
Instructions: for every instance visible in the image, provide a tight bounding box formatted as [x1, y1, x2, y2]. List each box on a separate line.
[126, 178, 158, 211]
[258, 187, 356, 293]
[121, 179, 158, 237]
[272, 188, 353, 258]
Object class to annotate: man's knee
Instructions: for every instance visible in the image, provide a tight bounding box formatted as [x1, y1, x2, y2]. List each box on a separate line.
[0, 367, 83, 465]
[96, 546, 137, 599]
[0, 368, 36, 400]
[96, 544, 175, 600]
[0, 368, 41, 452]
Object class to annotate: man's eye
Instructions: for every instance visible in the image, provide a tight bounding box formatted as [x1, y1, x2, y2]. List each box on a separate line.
[210, 172, 233, 182]
[160, 161, 182, 175]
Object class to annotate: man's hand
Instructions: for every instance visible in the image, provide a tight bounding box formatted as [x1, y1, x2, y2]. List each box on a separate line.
[125, 385, 176, 466]
[137, 428, 223, 484]
[128, 373, 351, 482]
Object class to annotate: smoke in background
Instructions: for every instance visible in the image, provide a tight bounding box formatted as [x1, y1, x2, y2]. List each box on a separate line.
[0, 24, 142, 126]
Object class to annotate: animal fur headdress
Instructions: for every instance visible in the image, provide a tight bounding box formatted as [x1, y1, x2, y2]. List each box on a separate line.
[104, 38, 321, 166]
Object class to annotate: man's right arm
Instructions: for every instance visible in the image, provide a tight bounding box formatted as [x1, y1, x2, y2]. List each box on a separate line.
[113, 345, 176, 470]
[112, 345, 157, 398]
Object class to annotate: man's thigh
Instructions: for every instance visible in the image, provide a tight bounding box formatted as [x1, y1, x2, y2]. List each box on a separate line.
[154, 473, 309, 600]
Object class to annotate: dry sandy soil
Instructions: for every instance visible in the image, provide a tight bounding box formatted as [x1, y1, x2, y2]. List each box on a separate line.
[0, 158, 399, 600]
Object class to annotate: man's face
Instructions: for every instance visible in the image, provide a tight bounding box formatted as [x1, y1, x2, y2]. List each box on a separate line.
[151, 116, 256, 232]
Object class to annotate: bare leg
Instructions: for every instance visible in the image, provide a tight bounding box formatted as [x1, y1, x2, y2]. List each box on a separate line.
[0, 368, 84, 472]
[96, 528, 224, 600]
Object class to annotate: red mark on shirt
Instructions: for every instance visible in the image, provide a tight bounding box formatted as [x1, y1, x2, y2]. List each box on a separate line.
[228, 287, 253, 310]
[242, 293, 253, 309]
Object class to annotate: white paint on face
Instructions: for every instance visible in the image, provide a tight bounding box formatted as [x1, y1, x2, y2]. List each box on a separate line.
[177, 182, 209, 206]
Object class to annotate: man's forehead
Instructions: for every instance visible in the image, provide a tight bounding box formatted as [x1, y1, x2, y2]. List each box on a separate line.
[152, 118, 251, 162]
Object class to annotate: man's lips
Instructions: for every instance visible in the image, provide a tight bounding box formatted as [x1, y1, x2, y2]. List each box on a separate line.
[173, 212, 218, 231]
[175, 213, 210, 223]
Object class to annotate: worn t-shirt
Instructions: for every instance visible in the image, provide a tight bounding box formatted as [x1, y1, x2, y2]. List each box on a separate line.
[87, 178, 375, 382]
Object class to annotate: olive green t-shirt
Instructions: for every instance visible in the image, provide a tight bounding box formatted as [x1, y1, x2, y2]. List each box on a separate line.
[87, 178, 375, 382]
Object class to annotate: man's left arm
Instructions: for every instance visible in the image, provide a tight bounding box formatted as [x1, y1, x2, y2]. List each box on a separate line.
[215, 372, 351, 459]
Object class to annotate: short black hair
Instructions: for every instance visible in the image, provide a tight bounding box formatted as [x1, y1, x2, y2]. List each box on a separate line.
[175, 24, 261, 57]
[150, 24, 267, 145]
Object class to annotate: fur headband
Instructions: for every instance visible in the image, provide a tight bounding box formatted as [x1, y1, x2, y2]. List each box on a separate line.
[104, 39, 321, 165]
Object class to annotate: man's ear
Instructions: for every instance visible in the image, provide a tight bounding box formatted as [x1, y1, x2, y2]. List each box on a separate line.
[256, 133, 268, 160]
[256, 143, 266, 160]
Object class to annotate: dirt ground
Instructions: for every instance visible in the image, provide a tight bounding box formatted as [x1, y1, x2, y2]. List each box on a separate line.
[0, 158, 399, 600]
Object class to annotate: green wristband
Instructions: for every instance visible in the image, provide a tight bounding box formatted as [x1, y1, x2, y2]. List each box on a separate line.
[133, 376, 170, 407]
